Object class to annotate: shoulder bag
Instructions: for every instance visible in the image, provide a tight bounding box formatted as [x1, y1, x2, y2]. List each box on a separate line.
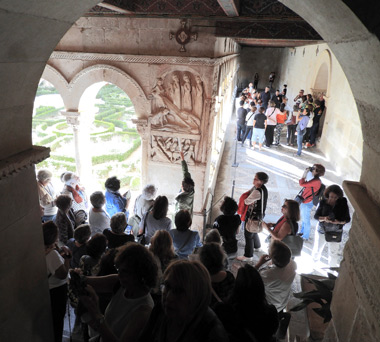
[245, 189, 264, 233]
[282, 221, 303, 257]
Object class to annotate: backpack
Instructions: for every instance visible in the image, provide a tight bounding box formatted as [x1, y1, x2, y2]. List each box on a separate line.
[312, 182, 326, 206]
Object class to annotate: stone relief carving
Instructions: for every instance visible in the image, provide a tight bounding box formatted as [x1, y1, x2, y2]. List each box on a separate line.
[192, 75, 203, 117]
[149, 72, 203, 134]
[150, 135, 197, 165]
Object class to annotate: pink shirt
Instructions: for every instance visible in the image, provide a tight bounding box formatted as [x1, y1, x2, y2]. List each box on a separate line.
[265, 107, 282, 125]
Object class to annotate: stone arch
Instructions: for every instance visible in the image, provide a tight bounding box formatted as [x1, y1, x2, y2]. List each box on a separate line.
[66, 64, 150, 117]
[40, 65, 71, 108]
[310, 49, 332, 97]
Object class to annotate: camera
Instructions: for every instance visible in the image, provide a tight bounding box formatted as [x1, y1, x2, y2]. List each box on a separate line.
[308, 166, 315, 172]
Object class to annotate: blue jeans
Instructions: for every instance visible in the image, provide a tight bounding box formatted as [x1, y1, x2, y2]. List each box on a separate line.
[300, 201, 314, 240]
[297, 130, 304, 155]
[42, 214, 56, 223]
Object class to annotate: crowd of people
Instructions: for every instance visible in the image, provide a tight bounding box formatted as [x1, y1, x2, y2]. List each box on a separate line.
[237, 81, 326, 156]
[39, 78, 350, 342]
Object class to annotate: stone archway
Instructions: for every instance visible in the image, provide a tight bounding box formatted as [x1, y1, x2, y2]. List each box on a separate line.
[64, 64, 150, 117]
[310, 49, 332, 98]
[2, 1, 380, 341]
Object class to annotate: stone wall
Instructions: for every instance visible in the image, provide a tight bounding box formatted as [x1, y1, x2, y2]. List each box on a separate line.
[278, 43, 362, 181]
[237, 47, 284, 90]
[47, 16, 240, 230]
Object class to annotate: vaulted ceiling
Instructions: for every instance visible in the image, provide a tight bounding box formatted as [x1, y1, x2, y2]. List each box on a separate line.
[86, 0, 322, 47]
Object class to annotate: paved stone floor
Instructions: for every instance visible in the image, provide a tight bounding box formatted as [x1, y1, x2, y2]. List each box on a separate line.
[210, 119, 354, 341]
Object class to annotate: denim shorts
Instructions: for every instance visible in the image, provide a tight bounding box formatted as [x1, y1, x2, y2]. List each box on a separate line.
[252, 128, 265, 143]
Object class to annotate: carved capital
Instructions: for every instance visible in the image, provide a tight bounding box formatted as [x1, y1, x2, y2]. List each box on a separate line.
[132, 119, 149, 139]
[0, 146, 50, 181]
[61, 111, 80, 128]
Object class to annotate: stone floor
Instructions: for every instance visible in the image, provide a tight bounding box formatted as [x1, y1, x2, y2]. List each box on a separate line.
[210, 119, 354, 341]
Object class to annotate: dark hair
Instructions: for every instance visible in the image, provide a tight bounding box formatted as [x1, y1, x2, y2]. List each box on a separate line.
[56, 194, 72, 211]
[314, 163, 326, 177]
[182, 177, 195, 193]
[86, 233, 107, 260]
[270, 240, 291, 267]
[98, 248, 118, 276]
[175, 210, 192, 231]
[105, 176, 121, 192]
[110, 212, 127, 234]
[42, 221, 58, 246]
[293, 105, 299, 112]
[152, 195, 169, 220]
[256, 172, 269, 184]
[220, 196, 238, 216]
[324, 184, 344, 199]
[258, 107, 265, 113]
[90, 191, 105, 209]
[284, 200, 300, 222]
[74, 224, 91, 244]
[204, 229, 221, 245]
[314, 99, 321, 106]
[280, 103, 285, 112]
[307, 104, 314, 112]
[115, 242, 158, 289]
[301, 95, 307, 102]
[308, 97, 314, 103]
[239, 100, 245, 106]
[233, 264, 268, 308]
[250, 101, 255, 107]
[303, 108, 310, 115]
[199, 243, 225, 275]
[149, 230, 176, 270]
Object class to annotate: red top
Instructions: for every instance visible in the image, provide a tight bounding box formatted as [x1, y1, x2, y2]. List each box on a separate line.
[237, 190, 251, 222]
[299, 177, 321, 203]
[276, 112, 287, 124]
[273, 216, 287, 235]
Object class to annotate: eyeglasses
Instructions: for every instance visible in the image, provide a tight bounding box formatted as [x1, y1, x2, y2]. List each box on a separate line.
[282, 205, 288, 208]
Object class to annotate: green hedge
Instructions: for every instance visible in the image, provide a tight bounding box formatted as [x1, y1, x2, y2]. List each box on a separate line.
[36, 135, 57, 146]
[34, 106, 64, 119]
[92, 138, 141, 165]
[50, 155, 75, 163]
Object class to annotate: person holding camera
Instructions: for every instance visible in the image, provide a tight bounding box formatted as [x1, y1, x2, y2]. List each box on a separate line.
[43, 221, 72, 342]
[297, 164, 325, 240]
[312, 185, 350, 266]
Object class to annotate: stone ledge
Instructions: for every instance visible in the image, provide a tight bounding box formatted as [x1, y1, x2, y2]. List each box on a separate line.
[343, 180, 380, 242]
[0, 146, 50, 181]
[50, 51, 239, 67]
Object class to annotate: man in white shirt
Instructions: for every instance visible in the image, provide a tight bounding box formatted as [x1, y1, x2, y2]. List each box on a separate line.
[255, 240, 297, 312]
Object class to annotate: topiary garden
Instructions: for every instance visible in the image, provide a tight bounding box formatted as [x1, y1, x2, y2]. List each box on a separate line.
[33, 82, 141, 190]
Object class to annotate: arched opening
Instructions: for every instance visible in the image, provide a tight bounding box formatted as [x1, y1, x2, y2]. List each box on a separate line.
[76, 82, 142, 194]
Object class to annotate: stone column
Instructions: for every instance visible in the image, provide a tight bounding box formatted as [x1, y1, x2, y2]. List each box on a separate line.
[60, 110, 92, 182]
[133, 118, 149, 186]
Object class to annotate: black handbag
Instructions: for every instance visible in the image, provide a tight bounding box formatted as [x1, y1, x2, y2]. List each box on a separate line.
[282, 221, 303, 257]
[324, 230, 343, 243]
[294, 188, 304, 204]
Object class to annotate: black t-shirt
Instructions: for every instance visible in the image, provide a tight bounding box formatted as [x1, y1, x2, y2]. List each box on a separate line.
[237, 107, 248, 125]
[254, 113, 267, 129]
[213, 214, 241, 254]
[261, 91, 271, 105]
[103, 229, 134, 249]
[313, 107, 323, 125]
